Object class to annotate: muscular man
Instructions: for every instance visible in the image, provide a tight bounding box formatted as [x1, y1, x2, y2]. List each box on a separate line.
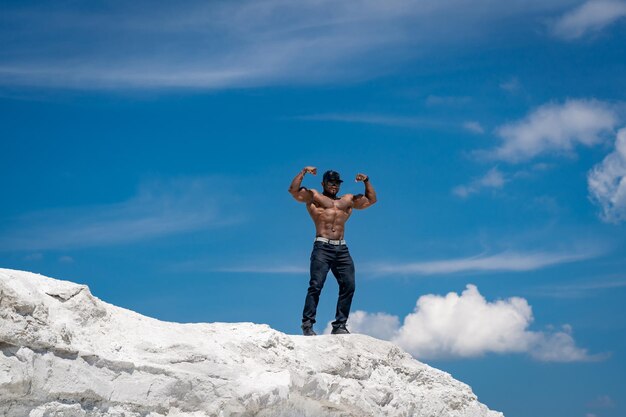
[288, 167, 377, 336]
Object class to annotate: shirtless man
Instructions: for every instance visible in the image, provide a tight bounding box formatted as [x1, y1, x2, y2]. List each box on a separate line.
[288, 167, 377, 336]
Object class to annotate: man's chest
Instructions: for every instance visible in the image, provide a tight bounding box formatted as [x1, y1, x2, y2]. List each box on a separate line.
[308, 196, 352, 217]
[314, 195, 352, 209]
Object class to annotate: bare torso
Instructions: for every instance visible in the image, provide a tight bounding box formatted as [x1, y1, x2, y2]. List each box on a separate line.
[306, 190, 355, 240]
[288, 167, 377, 238]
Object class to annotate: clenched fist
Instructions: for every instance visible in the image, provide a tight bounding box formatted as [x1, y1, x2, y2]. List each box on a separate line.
[303, 166, 317, 175]
[355, 173, 369, 182]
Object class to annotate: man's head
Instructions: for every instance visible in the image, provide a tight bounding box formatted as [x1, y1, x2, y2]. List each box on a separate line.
[322, 170, 343, 197]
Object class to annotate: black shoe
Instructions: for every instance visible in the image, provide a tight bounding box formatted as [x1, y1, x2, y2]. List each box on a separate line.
[331, 324, 350, 335]
[301, 323, 317, 336]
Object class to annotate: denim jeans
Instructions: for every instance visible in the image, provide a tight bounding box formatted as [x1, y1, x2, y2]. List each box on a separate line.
[302, 241, 355, 328]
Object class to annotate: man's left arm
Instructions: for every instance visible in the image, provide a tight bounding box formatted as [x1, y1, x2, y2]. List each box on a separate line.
[353, 173, 377, 209]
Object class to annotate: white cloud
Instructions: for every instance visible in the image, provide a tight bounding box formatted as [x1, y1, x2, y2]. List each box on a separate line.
[0, 177, 240, 251]
[462, 121, 485, 134]
[528, 324, 599, 362]
[552, 0, 626, 40]
[588, 127, 626, 223]
[452, 167, 505, 198]
[0, 1, 579, 89]
[370, 249, 595, 275]
[488, 99, 618, 162]
[334, 285, 599, 361]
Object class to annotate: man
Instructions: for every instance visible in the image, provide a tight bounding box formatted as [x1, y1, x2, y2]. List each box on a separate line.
[288, 167, 377, 336]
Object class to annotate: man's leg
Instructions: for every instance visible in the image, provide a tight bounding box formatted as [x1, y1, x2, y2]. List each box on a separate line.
[330, 246, 355, 329]
[302, 243, 332, 327]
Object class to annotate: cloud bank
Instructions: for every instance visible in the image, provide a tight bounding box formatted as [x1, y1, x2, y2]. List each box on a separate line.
[474, 98, 625, 223]
[329, 285, 599, 361]
[488, 99, 618, 163]
[0, 0, 579, 89]
[552, 0, 626, 40]
[588, 127, 626, 223]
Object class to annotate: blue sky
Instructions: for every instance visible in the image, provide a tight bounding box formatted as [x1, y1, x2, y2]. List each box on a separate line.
[1, 1, 626, 416]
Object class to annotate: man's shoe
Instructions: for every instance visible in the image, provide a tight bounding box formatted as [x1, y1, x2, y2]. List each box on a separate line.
[331, 324, 350, 335]
[301, 323, 316, 336]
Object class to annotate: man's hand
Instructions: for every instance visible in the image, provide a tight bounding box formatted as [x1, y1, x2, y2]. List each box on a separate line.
[303, 166, 317, 175]
[355, 173, 369, 182]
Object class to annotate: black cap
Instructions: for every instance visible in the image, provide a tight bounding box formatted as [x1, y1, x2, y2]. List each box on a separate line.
[322, 170, 343, 183]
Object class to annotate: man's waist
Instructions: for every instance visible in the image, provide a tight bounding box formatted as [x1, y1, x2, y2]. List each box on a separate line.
[314, 237, 346, 245]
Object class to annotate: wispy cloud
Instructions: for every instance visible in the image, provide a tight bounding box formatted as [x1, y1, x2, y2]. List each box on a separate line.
[0, 1, 579, 89]
[588, 127, 626, 223]
[425, 95, 472, 107]
[169, 257, 308, 274]
[23, 253, 44, 261]
[369, 249, 597, 275]
[0, 177, 241, 251]
[500, 77, 522, 93]
[325, 285, 603, 361]
[213, 265, 308, 274]
[210, 247, 602, 276]
[586, 394, 616, 409]
[485, 99, 619, 163]
[462, 121, 485, 134]
[552, 0, 626, 40]
[295, 113, 443, 129]
[529, 275, 626, 298]
[452, 167, 505, 198]
[58, 256, 75, 264]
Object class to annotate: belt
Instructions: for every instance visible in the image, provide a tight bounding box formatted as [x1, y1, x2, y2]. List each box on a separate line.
[315, 237, 346, 245]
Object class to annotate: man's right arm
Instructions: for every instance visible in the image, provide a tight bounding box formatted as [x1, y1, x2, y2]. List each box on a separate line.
[288, 166, 316, 203]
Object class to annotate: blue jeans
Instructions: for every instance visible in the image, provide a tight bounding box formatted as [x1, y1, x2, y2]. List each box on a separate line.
[302, 241, 355, 328]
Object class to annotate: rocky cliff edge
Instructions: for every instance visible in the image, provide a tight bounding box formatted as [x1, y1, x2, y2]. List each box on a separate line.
[0, 268, 504, 417]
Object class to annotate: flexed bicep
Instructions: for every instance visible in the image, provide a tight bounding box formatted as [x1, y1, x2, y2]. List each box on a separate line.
[291, 187, 314, 203]
[353, 194, 373, 209]
[353, 174, 377, 210]
[289, 166, 318, 203]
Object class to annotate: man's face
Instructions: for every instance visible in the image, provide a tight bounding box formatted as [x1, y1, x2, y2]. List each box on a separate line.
[323, 180, 340, 196]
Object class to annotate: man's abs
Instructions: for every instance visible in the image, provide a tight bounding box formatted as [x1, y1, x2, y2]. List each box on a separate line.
[308, 204, 352, 240]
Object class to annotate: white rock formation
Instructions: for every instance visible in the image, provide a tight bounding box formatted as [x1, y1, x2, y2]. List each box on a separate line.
[0, 268, 504, 417]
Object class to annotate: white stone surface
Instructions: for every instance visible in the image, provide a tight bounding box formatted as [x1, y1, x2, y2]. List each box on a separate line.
[0, 268, 504, 417]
